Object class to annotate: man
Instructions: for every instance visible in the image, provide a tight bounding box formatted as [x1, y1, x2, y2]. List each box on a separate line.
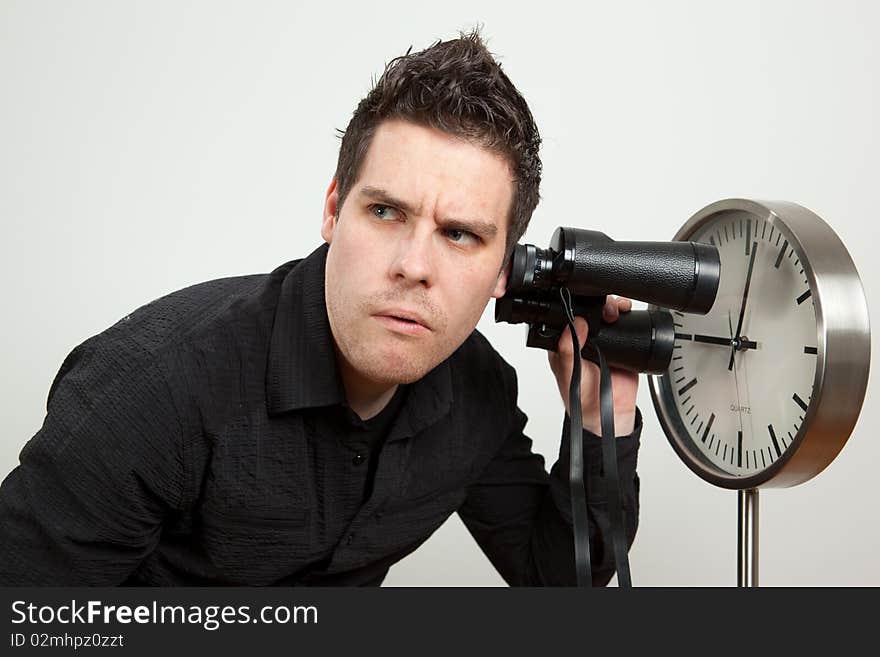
[0, 29, 641, 586]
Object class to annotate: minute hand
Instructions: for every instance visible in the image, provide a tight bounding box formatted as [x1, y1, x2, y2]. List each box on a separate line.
[729, 241, 758, 371]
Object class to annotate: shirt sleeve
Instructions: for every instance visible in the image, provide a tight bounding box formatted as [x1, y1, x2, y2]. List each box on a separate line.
[457, 366, 641, 587]
[0, 335, 187, 585]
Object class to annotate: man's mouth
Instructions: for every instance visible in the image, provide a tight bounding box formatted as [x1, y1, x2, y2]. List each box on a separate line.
[373, 309, 433, 336]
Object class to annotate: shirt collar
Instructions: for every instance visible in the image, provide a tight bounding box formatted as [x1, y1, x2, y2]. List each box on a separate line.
[265, 243, 452, 435]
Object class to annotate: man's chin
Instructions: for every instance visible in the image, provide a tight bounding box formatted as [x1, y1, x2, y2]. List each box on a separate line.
[360, 360, 433, 386]
[354, 347, 443, 386]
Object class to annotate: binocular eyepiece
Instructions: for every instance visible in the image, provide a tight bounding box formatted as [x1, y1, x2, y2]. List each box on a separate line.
[494, 227, 721, 374]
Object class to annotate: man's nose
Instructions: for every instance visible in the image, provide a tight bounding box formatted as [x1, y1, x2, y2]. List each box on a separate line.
[389, 229, 436, 287]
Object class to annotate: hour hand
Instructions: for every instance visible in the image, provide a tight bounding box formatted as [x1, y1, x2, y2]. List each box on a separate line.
[693, 334, 759, 350]
[693, 334, 733, 347]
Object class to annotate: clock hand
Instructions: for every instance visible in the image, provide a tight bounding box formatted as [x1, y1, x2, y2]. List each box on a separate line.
[694, 334, 758, 350]
[728, 241, 759, 371]
[694, 334, 731, 346]
[728, 311, 745, 440]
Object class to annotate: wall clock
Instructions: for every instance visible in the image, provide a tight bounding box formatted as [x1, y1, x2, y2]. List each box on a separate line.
[648, 198, 870, 584]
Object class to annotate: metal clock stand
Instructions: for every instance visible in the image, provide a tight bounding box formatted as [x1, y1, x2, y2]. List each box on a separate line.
[738, 488, 758, 587]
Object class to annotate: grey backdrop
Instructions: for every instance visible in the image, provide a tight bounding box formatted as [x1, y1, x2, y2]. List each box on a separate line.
[2, 0, 877, 586]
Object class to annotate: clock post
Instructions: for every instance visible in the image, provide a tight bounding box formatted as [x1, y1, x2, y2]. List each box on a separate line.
[737, 488, 758, 587]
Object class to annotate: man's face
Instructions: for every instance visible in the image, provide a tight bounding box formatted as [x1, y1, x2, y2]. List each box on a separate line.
[321, 118, 512, 387]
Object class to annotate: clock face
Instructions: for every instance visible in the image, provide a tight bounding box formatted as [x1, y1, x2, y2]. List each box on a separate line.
[664, 210, 818, 480]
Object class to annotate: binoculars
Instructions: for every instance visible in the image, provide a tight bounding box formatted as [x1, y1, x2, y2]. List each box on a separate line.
[494, 227, 721, 374]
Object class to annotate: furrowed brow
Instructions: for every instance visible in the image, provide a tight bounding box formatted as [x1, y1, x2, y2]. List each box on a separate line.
[358, 185, 499, 238]
[440, 218, 498, 239]
[358, 186, 419, 215]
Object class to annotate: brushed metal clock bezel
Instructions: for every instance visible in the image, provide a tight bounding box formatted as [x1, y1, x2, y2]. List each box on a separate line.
[648, 199, 870, 489]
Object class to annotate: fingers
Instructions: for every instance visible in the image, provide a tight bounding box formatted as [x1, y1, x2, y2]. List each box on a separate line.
[556, 316, 588, 359]
[602, 299, 619, 323]
[550, 316, 587, 370]
[602, 295, 633, 323]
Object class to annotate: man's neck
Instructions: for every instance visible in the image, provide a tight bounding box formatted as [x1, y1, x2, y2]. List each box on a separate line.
[334, 351, 398, 420]
[346, 382, 398, 421]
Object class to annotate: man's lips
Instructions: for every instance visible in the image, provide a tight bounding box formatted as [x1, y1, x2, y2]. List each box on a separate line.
[376, 308, 432, 328]
[373, 309, 433, 335]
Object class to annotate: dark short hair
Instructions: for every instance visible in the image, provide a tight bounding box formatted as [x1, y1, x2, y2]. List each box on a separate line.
[333, 26, 542, 263]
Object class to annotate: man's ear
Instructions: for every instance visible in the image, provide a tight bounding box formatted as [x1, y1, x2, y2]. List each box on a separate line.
[490, 257, 511, 299]
[320, 177, 340, 244]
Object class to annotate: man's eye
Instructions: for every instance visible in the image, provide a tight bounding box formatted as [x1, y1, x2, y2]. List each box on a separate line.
[446, 229, 479, 246]
[371, 204, 399, 221]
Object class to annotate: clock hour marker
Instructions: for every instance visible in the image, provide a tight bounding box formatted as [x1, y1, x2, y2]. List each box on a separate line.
[724, 225, 729, 242]
[793, 393, 808, 412]
[774, 239, 788, 269]
[745, 220, 751, 255]
[723, 444, 728, 461]
[678, 378, 698, 396]
[709, 235, 716, 246]
[761, 450, 767, 468]
[701, 413, 715, 443]
[737, 431, 743, 467]
[804, 346, 817, 354]
[768, 424, 781, 458]
[797, 289, 812, 305]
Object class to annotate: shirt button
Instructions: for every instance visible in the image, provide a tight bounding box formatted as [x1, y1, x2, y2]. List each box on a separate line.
[346, 533, 354, 545]
[352, 453, 365, 466]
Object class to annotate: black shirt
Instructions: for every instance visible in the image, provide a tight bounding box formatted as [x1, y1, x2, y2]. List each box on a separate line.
[0, 243, 641, 586]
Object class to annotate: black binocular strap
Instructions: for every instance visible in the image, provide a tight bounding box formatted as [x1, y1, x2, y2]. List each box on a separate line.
[560, 288, 632, 588]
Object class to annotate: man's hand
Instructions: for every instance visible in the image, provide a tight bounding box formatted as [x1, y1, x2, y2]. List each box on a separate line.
[547, 295, 639, 436]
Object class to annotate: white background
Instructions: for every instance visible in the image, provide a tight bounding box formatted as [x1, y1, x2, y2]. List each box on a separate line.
[1, 0, 876, 586]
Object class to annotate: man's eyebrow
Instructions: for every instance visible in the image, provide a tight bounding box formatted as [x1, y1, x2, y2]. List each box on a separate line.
[358, 186, 420, 216]
[438, 217, 498, 239]
[357, 185, 499, 238]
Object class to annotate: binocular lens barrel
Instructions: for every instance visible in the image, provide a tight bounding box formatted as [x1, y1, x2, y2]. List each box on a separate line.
[508, 229, 720, 315]
[494, 295, 675, 374]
